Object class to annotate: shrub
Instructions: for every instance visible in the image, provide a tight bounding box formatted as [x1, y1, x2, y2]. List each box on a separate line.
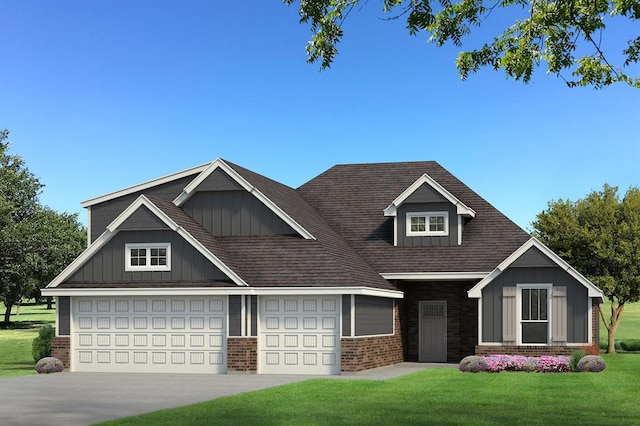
[570, 350, 586, 372]
[619, 339, 640, 352]
[32, 324, 55, 362]
[459, 356, 488, 372]
[577, 355, 606, 372]
[35, 357, 64, 374]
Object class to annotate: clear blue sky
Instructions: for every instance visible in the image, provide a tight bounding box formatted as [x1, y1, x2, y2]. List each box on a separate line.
[2, 1, 638, 231]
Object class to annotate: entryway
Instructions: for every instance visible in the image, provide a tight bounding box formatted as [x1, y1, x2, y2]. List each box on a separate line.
[419, 301, 447, 362]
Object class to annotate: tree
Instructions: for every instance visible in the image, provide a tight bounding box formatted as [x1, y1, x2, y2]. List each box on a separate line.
[0, 131, 86, 325]
[532, 184, 640, 353]
[284, 0, 640, 88]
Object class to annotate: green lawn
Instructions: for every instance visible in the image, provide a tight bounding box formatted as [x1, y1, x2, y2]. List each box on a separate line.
[100, 354, 639, 426]
[0, 302, 55, 377]
[600, 301, 640, 347]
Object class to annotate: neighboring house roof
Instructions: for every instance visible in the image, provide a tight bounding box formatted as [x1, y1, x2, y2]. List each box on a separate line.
[297, 161, 531, 274]
[468, 237, 606, 300]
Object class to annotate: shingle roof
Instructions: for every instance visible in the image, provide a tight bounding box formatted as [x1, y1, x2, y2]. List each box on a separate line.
[297, 161, 530, 273]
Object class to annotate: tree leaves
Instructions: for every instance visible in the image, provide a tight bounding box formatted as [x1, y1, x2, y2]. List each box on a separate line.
[285, 0, 640, 88]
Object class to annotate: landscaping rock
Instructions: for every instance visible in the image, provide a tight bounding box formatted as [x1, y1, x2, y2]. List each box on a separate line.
[35, 357, 64, 374]
[577, 355, 606, 372]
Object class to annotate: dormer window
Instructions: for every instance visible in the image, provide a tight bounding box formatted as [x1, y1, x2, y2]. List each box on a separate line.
[125, 243, 171, 272]
[406, 212, 449, 237]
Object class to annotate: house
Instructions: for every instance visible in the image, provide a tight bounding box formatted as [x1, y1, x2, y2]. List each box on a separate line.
[42, 159, 604, 374]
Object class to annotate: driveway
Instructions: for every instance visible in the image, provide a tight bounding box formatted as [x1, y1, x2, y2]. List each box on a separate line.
[0, 363, 445, 425]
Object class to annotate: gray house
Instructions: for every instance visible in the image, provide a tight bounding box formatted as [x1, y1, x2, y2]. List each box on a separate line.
[42, 159, 604, 374]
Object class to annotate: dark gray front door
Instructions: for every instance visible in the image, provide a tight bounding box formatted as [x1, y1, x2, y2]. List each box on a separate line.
[419, 301, 447, 362]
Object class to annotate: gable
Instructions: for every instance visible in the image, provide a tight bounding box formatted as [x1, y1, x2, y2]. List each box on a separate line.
[118, 205, 171, 231]
[62, 230, 232, 285]
[404, 183, 449, 204]
[195, 168, 244, 191]
[510, 246, 557, 268]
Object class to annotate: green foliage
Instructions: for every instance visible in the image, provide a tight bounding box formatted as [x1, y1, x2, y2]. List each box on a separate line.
[570, 349, 586, 371]
[618, 339, 640, 351]
[285, 0, 640, 88]
[533, 184, 640, 353]
[31, 324, 55, 362]
[0, 131, 86, 324]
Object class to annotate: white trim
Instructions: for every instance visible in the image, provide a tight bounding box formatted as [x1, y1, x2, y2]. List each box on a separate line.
[406, 211, 449, 237]
[241, 295, 247, 337]
[81, 163, 209, 207]
[457, 215, 462, 246]
[383, 173, 476, 218]
[42, 286, 405, 298]
[350, 294, 355, 338]
[45, 195, 249, 288]
[516, 283, 552, 346]
[393, 216, 398, 246]
[172, 159, 315, 240]
[125, 243, 171, 272]
[381, 272, 490, 281]
[468, 237, 605, 300]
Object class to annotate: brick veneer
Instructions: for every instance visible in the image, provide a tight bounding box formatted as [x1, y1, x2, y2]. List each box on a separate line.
[341, 302, 404, 372]
[51, 336, 70, 368]
[227, 337, 257, 372]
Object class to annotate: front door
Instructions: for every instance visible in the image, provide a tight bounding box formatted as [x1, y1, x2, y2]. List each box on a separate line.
[419, 301, 447, 362]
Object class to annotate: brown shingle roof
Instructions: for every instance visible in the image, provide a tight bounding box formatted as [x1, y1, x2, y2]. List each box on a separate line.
[297, 161, 530, 273]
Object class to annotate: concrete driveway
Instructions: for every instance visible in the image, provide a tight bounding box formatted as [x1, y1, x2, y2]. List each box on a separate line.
[0, 363, 443, 425]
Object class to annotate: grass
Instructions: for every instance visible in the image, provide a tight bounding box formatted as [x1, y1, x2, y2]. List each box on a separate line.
[100, 354, 639, 426]
[0, 301, 55, 377]
[600, 301, 640, 348]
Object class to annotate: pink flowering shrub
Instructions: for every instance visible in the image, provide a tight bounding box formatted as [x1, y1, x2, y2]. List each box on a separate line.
[577, 355, 606, 372]
[459, 354, 571, 373]
[35, 357, 64, 374]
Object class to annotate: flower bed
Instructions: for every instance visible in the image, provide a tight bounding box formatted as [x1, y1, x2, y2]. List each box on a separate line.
[459, 355, 571, 373]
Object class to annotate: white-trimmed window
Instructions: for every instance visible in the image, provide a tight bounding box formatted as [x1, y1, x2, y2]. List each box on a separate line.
[406, 212, 449, 236]
[518, 284, 552, 344]
[125, 243, 171, 272]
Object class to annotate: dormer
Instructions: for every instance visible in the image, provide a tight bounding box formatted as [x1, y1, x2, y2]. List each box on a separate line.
[383, 173, 475, 246]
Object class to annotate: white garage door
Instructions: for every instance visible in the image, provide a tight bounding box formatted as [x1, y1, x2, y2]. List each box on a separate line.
[259, 296, 341, 375]
[72, 296, 227, 374]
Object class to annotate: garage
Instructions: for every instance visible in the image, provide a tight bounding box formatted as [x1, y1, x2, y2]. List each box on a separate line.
[72, 296, 227, 374]
[258, 296, 341, 375]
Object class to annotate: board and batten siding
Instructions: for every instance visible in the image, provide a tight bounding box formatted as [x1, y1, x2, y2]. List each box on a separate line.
[89, 174, 198, 243]
[65, 230, 230, 283]
[182, 190, 296, 237]
[397, 202, 459, 247]
[58, 296, 71, 336]
[481, 265, 589, 344]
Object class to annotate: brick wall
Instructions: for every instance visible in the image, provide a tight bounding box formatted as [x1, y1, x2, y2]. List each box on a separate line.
[227, 337, 257, 372]
[397, 281, 478, 363]
[51, 336, 70, 368]
[341, 302, 403, 372]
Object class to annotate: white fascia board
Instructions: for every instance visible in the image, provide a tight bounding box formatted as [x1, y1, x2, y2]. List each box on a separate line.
[173, 159, 315, 240]
[467, 237, 605, 300]
[381, 272, 490, 281]
[46, 195, 249, 288]
[383, 173, 476, 218]
[41, 286, 405, 298]
[81, 163, 209, 208]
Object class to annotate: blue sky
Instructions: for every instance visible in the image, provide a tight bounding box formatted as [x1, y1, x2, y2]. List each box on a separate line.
[1, 1, 638, 231]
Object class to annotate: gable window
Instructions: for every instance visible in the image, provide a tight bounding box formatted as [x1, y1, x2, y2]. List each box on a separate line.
[125, 243, 171, 272]
[519, 285, 551, 344]
[406, 212, 449, 236]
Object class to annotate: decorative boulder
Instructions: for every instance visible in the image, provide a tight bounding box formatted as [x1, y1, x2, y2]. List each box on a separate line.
[35, 357, 64, 374]
[459, 355, 488, 372]
[577, 355, 606, 373]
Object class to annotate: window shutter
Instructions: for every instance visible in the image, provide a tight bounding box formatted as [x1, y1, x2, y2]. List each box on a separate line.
[552, 286, 567, 343]
[502, 287, 517, 343]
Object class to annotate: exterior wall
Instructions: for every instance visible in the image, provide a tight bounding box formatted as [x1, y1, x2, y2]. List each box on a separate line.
[341, 303, 404, 372]
[89, 175, 197, 243]
[182, 190, 296, 237]
[397, 202, 458, 247]
[65, 230, 230, 284]
[398, 281, 478, 363]
[51, 336, 70, 368]
[481, 266, 589, 343]
[354, 295, 394, 336]
[227, 337, 257, 372]
[58, 296, 71, 336]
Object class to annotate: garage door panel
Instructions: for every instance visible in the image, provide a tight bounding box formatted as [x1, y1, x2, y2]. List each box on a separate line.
[259, 296, 340, 375]
[72, 297, 227, 374]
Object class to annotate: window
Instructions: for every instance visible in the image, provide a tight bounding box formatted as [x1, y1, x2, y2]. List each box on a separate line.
[520, 285, 550, 344]
[406, 212, 449, 236]
[125, 243, 171, 271]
